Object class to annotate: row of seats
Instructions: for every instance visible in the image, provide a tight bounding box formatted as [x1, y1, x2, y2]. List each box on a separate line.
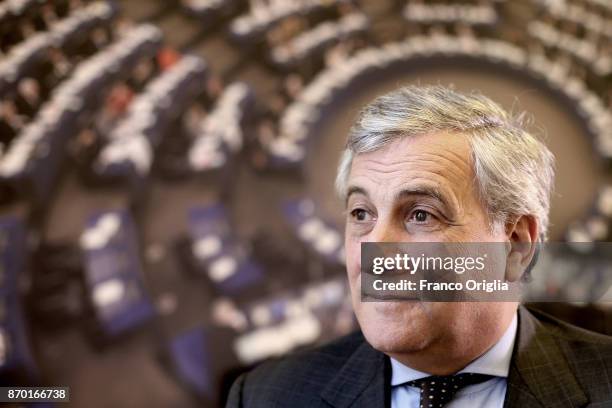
[525, 52, 612, 159]
[543, 0, 612, 16]
[0, 0, 45, 25]
[0, 216, 38, 383]
[0, 1, 117, 97]
[50, 197, 341, 354]
[0, 0, 74, 52]
[25, 207, 161, 342]
[263, 34, 612, 169]
[282, 198, 344, 267]
[0, 1, 118, 156]
[266, 34, 507, 167]
[165, 276, 353, 404]
[188, 82, 254, 172]
[185, 204, 265, 296]
[528, 21, 612, 77]
[179, 198, 344, 300]
[241, 277, 349, 330]
[534, 0, 612, 43]
[229, 0, 352, 42]
[181, 0, 239, 20]
[79, 209, 156, 338]
[566, 185, 612, 245]
[232, 276, 351, 364]
[0, 24, 163, 204]
[270, 12, 368, 68]
[403, 3, 499, 26]
[95, 54, 208, 180]
[522, 239, 612, 302]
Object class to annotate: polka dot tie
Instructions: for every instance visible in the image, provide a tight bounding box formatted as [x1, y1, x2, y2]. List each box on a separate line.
[406, 373, 494, 408]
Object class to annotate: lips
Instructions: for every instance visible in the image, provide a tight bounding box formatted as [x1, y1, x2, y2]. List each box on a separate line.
[362, 293, 420, 301]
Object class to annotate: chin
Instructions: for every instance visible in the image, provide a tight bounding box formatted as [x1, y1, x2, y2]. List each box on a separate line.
[356, 301, 434, 354]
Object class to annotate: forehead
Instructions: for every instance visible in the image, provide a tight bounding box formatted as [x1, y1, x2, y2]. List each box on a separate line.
[347, 132, 475, 200]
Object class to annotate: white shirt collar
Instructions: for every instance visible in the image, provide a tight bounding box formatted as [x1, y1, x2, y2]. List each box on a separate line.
[390, 313, 518, 386]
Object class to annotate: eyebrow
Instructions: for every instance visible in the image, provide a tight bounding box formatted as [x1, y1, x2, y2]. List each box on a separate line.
[345, 185, 451, 209]
[395, 186, 450, 208]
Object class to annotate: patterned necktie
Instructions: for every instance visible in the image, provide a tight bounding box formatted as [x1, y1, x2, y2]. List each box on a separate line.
[406, 373, 494, 408]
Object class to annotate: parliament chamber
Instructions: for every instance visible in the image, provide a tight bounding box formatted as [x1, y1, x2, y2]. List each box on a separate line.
[0, 0, 611, 406]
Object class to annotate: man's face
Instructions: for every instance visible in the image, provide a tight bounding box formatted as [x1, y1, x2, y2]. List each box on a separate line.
[344, 132, 515, 357]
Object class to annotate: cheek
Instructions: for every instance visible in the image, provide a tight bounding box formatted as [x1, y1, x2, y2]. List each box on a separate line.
[345, 235, 361, 277]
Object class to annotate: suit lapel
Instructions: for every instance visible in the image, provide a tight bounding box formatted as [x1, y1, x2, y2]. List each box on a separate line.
[504, 307, 589, 408]
[320, 338, 388, 408]
[504, 362, 544, 408]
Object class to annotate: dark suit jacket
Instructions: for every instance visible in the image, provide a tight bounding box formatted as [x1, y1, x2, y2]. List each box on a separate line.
[226, 306, 612, 407]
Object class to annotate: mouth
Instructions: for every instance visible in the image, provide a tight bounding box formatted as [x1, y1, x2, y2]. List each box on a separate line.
[362, 293, 421, 302]
[365, 268, 413, 277]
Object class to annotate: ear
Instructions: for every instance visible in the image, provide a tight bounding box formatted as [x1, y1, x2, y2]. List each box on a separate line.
[504, 214, 539, 282]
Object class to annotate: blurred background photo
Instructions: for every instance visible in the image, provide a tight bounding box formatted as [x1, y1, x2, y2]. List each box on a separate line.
[0, 0, 611, 406]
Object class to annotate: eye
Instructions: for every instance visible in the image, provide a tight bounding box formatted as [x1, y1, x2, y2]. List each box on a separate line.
[350, 208, 370, 222]
[409, 209, 432, 223]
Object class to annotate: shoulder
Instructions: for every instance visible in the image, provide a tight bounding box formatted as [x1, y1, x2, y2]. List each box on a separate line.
[246, 330, 365, 389]
[227, 331, 368, 406]
[526, 306, 612, 372]
[527, 306, 612, 346]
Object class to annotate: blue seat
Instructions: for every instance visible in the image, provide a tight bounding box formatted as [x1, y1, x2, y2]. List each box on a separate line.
[187, 205, 264, 295]
[281, 198, 344, 266]
[0, 216, 38, 382]
[81, 210, 155, 338]
[168, 326, 214, 398]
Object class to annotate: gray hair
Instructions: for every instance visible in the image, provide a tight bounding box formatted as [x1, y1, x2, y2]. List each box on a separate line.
[335, 85, 556, 241]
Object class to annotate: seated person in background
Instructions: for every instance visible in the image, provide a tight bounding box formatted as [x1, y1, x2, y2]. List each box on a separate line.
[157, 47, 181, 71]
[14, 78, 42, 118]
[227, 85, 612, 407]
[0, 101, 21, 148]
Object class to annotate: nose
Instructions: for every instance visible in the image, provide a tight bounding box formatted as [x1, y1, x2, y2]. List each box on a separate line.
[367, 217, 405, 244]
[363, 217, 411, 263]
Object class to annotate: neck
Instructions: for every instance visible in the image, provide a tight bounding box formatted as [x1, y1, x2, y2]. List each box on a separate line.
[387, 310, 516, 376]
